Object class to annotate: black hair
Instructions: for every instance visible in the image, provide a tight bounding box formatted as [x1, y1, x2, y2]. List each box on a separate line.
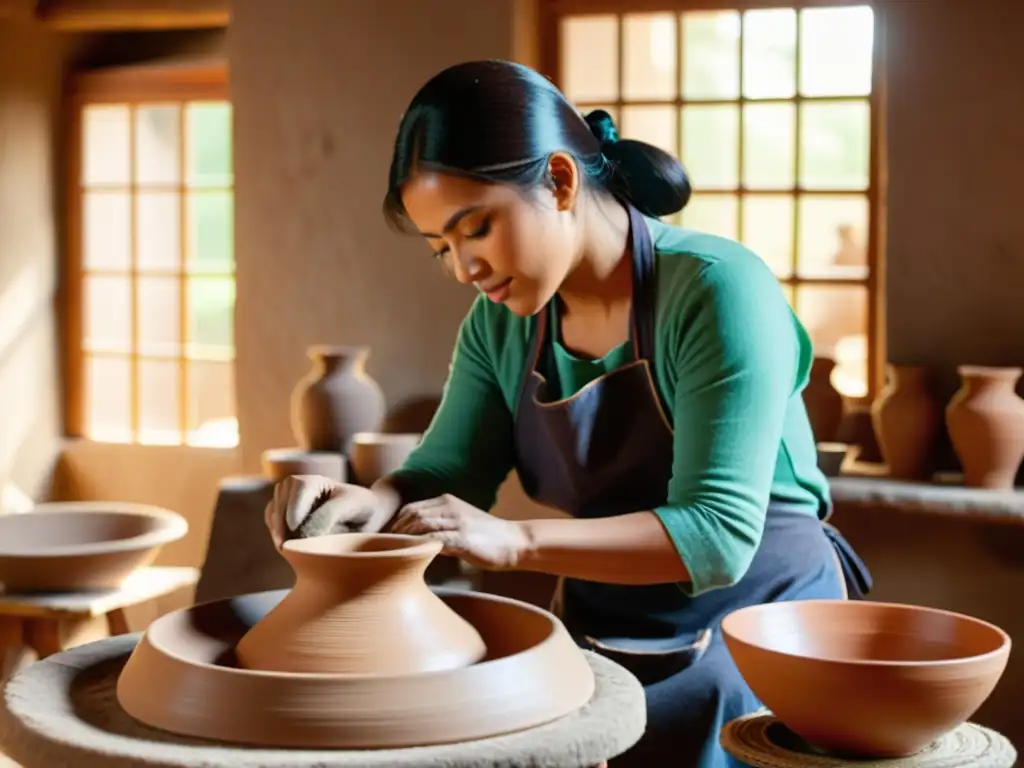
[383, 60, 691, 229]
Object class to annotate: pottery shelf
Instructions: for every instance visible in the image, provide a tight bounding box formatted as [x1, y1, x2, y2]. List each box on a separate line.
[829, 474, 1024, 525]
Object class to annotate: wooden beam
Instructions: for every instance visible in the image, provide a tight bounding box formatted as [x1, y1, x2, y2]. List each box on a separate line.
[35, 0, 228, 31]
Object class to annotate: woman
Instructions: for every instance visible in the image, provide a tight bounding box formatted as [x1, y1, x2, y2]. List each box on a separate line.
[266, 60, 871, 768]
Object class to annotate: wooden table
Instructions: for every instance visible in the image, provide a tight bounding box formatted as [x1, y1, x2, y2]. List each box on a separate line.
[0, 566, 199, 679]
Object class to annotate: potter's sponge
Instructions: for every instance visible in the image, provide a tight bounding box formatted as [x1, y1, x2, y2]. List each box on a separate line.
[286, 491, 383, 540]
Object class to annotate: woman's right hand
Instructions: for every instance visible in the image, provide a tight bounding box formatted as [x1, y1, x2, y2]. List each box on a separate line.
[265, 475, 397, 550]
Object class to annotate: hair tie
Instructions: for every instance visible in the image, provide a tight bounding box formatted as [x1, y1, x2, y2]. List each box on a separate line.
[584, 109, 620, 148]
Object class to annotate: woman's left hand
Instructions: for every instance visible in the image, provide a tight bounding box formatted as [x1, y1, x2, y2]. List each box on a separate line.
[387, 494, 531, 571]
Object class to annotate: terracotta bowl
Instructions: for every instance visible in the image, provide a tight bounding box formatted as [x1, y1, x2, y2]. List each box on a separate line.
[721, 600, 1011, 757]
[0, 502, 188, 592]
[117, 587, 596, 748]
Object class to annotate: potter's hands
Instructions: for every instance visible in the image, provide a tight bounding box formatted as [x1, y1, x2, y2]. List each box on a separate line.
[388, 494, 531, 571]
[265, 475, 395, 550]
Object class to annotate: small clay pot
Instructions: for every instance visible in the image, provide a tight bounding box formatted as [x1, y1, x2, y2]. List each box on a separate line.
[234, 533, 486, 675]
[291, 345, 386, 453]
[803, 357, 845, 443]
[947, 366, 1024, 490]
[871, 364, 941, 480]
[348, 432, 422, 486]
[721, 600, 1011, 758]
[260, 447, 347, 484]
[0, 502, 188, 592]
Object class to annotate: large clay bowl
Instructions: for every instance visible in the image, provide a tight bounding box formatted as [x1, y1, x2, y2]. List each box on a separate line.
[0, 502, 188, 592]
[117, 587, 596, 748]
[721, 600, 1010, 757]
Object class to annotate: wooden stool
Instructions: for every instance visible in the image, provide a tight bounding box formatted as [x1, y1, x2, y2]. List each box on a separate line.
[0, 566, 199, 679]
[721, 711, 1016, 767]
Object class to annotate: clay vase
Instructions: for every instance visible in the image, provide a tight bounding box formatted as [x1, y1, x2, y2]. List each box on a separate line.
[291, 345, 386, 454]
[870, 365, 941, 481]
[234, 533, 487, 675]
[348, 432, 422, 486]
[946, 366, 1024, 490]
[803, 357, 845, 443]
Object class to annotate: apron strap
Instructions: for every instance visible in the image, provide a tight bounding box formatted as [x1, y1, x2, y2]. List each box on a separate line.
[627, 206, 658, 364]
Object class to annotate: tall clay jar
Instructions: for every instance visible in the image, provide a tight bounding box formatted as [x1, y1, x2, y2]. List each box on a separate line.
[803, 356, 845, 443]
[946, 366, 1024, 490]
[871, 365, 941, 480]
[291, 345, 386, 453]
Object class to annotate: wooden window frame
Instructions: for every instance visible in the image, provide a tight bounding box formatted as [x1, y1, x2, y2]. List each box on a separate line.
[63, 62, 232, 443]
[539, 0, 888, 403]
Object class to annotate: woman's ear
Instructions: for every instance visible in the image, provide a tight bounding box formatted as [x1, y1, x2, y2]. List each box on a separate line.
[547, 152, 581, 212]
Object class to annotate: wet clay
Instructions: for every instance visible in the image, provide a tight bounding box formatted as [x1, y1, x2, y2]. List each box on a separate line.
[234, 534, 486, 675]
[721, 600, 1010, 758]
[115, 587, 597, 749]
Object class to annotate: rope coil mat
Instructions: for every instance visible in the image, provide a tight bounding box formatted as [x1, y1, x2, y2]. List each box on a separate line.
[721, 711, 1017, 768]
[0, 634, 646, 768]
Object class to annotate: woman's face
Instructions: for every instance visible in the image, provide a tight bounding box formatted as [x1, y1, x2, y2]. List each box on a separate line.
[399, 156, 581, 317]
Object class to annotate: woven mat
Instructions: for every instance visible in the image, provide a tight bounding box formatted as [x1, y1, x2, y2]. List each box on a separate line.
[721, 711, 1017, 768]
[0, 634, 645, 768]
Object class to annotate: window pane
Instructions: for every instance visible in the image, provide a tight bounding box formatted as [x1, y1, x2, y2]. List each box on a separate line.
[741, 195, 794, 278]
[681, 105, 738, 190]
[561, 16, 619, 102]
[681, 194, 738, 240]
[795, 285, 868, 398]
[743, 104, 795, 189]
[187, 360, 237, 446]
[84, 276, 132, 353]
[82, 105, 130, 185]
[742, 9, 796, 99]
[681, 11, 740, 99]
[135, 104, 180, 185]
[797, 194, 869, 279]
[623, 14, 676, 99]
[186, 102, 233, 188]
[800, 6, 874, 97]
[187, 192, 234, 273]
[621, 106, 677, 156]
[85, 355, 132, 442]
[800, 101, 871, 190]
[137, 192, 180, 272]
[139, 359, 181, 445]
[137, 277, 180, 357]
[187, 277, 235, 356]
[83, 192, 130, 271]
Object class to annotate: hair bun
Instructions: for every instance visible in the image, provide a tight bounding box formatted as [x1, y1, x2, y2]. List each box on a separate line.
[584, 109, 620, 146]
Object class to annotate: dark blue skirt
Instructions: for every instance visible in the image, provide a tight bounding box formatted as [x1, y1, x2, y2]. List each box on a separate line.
[557, 505, 870, 768]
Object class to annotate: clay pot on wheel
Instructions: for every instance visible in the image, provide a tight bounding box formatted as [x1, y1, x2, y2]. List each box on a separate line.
[946, 366, 1024, 490]
[235, 533, 487, 675]
[803, 357, 844, 443]
[870, 365, 941, 480]
[291, 345, 386, 454]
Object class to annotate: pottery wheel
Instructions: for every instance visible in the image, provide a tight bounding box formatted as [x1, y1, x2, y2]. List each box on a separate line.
[720, 711, 1017, 768]
[0, 634, 645, 768]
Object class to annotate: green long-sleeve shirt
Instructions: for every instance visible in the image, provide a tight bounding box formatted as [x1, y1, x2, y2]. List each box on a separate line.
[390, 216, 831, 596]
